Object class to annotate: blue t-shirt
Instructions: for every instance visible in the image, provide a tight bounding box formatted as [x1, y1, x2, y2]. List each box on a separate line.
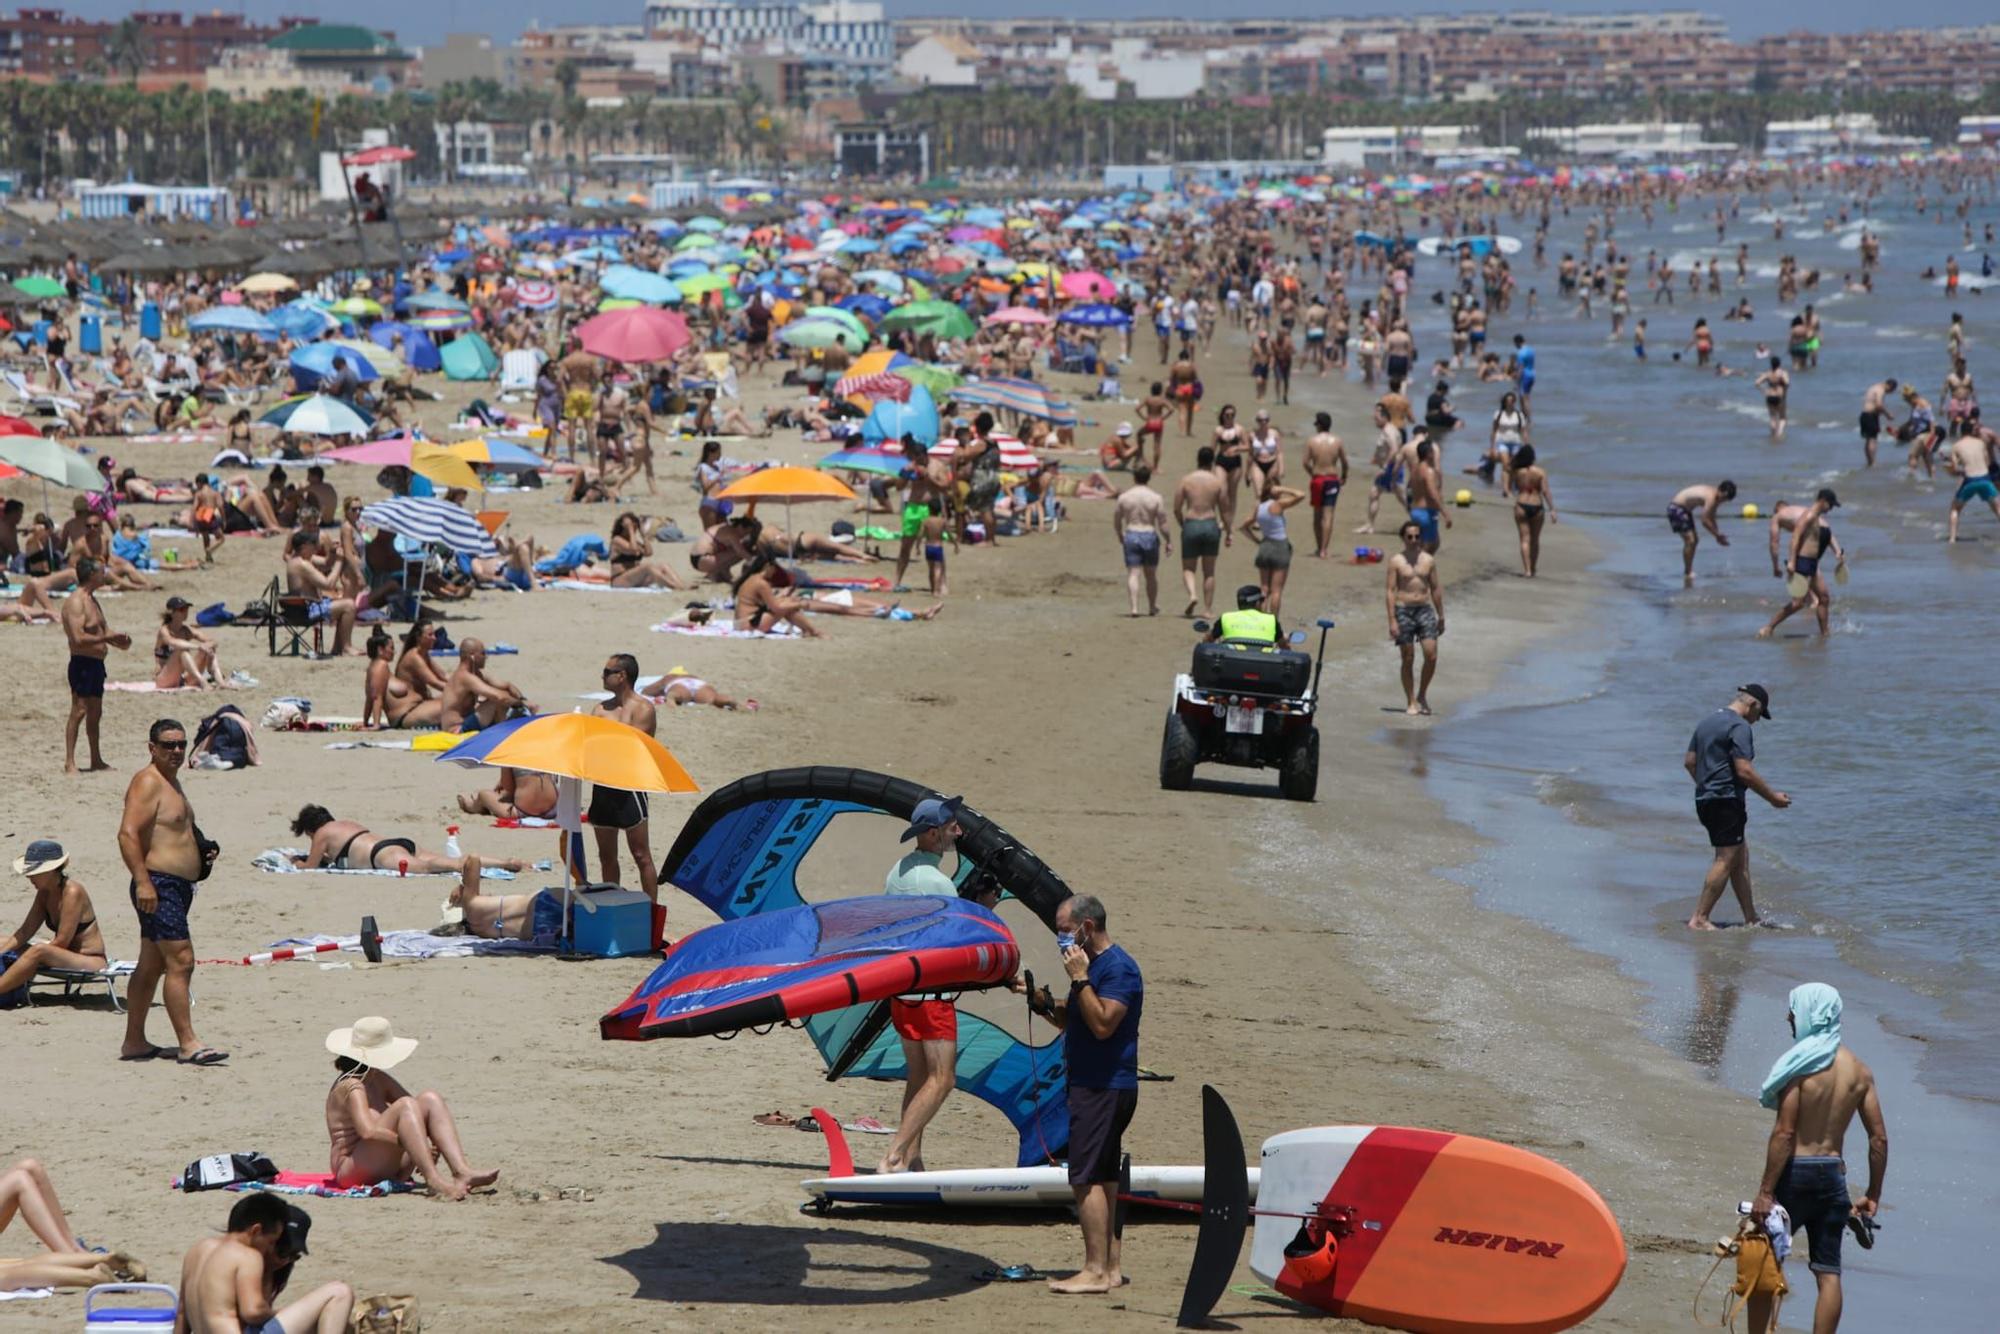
[1689, 708, 1754, 801]
[1066, 944, 1142, 1090]
[1517, 344, 1537, 378]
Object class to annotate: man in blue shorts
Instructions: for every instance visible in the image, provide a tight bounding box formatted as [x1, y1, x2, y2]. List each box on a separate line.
[1513, 333, 1536, 401]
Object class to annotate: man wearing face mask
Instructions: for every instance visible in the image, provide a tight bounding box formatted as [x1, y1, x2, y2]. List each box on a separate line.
[879, 796, 966, 1174]
[1011, 893, 1144, 1295]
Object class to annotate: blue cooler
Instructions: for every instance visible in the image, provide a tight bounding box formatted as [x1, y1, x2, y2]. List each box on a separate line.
[140, 302, 161, 340]
[85, 1284, 179, 1332]
[568, 887, 653, 958]
[79, 313, 101, 354]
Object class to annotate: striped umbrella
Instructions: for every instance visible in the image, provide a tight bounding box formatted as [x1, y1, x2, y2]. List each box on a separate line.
[359, 497, 498, 557]
[443, 437, 548, 472]
[260, 394, 372, 436]
[408, 310, 474, 333]
[952, 377, 1078, 426]
[816, 446, 908, 477]
[929, 435, 1041, 471]
[834, 371, 911, 403]
[513, 280, 558, 310]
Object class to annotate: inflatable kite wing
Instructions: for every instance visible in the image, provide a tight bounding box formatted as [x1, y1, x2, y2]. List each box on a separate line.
[601, 895, 1018, 1040]
[652, 766, 1073, 1167]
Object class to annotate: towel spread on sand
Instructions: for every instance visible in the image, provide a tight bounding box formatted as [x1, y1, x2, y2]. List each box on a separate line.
[269, 930, 557, 960]
[650, 620, 800, 639]
[172, 1170, 416, 1199]
[1761, 982, 1844, 1109]
[546, 580, 672, 594]
[107, 679, 248, 693]
[322, 740, 415, 750]
[0, 1287, 54, 1301]
[251, 848, 524, 880]
[429, 643, 519, 656]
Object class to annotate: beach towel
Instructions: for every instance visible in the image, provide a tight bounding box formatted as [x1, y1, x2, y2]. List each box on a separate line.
[107, 678, 248, 694]
[546, 580, 670, 595]
[0, 1287, 54, 1301]
[251, 848, 523, 880]
[651, 620, 800, 639]
[1761, 983, 1843, 1108]
[492, 816, 575, 829]
[535, 534, 610, 574]
[322, 740, 414, 751]
[268, 930, 558, 961]
[429, 643, 518, 655]
[222, 1172, 416, 1200]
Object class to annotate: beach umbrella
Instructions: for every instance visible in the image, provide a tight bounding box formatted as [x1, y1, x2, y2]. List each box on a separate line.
[879, 300, 976, 340]
[837, 293, 891, 322]
[189, 306, 279, 338]
[1057, 303, 1132, 329]
[407, 310, 473, 333]
[816, 446, 907, 477]
[0, 414, 39, 438]
[600, 265, 682, 305]
[860, 384, 940, 448]
[1059, 271, 1117, 300]
[512, 280, 558, 310]
[291, 342, 381, 387]
[574, 307, 690, 364]
[853, 269, 906, 295]
[235, 273, 297, 294]
[675, 272, 730, 299]
[930, 435, 1040, 471]
[894, 364, 962, 397]
[327, 338, 405, 377]
[715, 465, 857, 535]
[776, 317, 865, 353]
[0, 434, 100, 489]
[325, 436, 480, 491]
[834, 370, 912, 403]
[684, 216, 725, 233]
[838, 236, 880, 255]
[360, 496, 498, 557]
[260, 394, 371, 437]
[12, 276, 64, 300]
[442, 438, 548, 472]
[328, 297, 383, 319]
[270, 299, 338, 340]
[403, 291, 472, 313]
[954, 377, 1076, 425]
[673, 233, 716, 251]
[984, 306, 1051, 326]
[368, 322, 442, 373]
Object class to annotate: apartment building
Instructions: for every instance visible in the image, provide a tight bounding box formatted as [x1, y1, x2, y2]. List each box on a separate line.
[0, 7, 291, 79]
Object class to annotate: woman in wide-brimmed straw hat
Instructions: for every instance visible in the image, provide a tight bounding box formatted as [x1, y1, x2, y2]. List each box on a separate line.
[0, 839, 107, 1003]
[324, 1016, 499, 1201]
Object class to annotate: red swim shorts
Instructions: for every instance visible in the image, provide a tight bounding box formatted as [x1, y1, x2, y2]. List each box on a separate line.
[890, 997, 957, 1042]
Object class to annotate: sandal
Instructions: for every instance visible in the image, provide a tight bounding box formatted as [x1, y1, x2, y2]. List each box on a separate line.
[753, 1111, 796, 1128]
[177, 1047, 230, 1066]
[118, 1044, 173, 1062]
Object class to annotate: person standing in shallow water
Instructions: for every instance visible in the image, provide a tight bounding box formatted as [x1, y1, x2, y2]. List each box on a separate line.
[1684, 685, 1788, 930]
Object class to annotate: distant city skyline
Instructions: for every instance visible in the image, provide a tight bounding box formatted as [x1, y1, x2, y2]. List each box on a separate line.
[22, 1, 2000, 52]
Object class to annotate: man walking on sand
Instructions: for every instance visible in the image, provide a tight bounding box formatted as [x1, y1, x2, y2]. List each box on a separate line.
[1386, 519, 1443, 716]
[1172, 448, 1224, 618]
[879, 796, 967, 1175]
[590, 654, 659, 906]
[1113, 465, 1169, 617]
[1749, 983, 1889, 1334]
[1302, 412, 1349, 558]
[61, 557, 129, 774]
[1010, 893, 1143, 1296]
[1684, 684, 1788, 930]
[117, 717, 225, 1065]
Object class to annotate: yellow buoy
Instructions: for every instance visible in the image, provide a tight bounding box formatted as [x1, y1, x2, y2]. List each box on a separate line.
[1453, 489, 1474, 507]
[1741, 502, 1761, 520]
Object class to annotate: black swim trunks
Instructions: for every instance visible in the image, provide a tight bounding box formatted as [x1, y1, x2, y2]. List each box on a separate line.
[588, 784, 649, 830]
[1066, 1085, 1138, 1188]
[67, 654, 107, 699]
[1696, 795, 1748, 848]
[131, 870, 197, 942]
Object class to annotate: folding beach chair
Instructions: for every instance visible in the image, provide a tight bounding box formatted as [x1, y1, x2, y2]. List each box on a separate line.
[26, 960, 135, 1012]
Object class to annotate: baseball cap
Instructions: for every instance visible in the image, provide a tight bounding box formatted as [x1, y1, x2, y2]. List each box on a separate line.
[1816, 488, 1840, 509]
[166, 596, 191, 611]
[278, 1203, 312, 1257]
[1235, 584, 1265, 606]
[1116, 422, 1133, 437]
[900, 795, 964, 843]
[1738, 683, 1774, 719]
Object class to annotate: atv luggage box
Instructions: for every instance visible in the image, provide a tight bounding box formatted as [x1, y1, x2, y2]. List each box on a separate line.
[1191, 642, 1312, 698]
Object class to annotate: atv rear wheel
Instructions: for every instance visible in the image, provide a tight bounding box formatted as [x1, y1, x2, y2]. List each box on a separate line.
[1160, 712, 1199, 790]
[1278, 728, 1320, 802]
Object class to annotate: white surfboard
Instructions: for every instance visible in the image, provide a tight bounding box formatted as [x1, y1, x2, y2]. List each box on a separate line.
[803, 1163, 1259, 1208]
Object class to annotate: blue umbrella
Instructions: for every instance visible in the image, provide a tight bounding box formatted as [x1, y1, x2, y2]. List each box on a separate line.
[601, 265, 683, 305]
[403, 291, 471, 313]
[860, 384, 940, 448]
[269, 300, 337, 340]
[359, 496, 498, 557]
[838, 236, 881, 255]
[666, 258, 713, 279]
[837, 293, 891, 321]
[260, 394, 373, 436]
[368, 321, 442, 373]
[289, 343, 381, 390]
[1058, 303, 1132, 329]
[189, 306, 278, 338]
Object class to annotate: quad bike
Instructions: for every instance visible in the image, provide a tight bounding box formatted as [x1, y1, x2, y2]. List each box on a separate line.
[1160, 618, 1333, 801]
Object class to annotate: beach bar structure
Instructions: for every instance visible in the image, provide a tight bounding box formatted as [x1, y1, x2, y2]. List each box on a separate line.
[77, 183, 233, 222]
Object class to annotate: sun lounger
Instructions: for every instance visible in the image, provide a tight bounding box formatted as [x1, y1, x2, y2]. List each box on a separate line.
[26, 959, 136, 1012]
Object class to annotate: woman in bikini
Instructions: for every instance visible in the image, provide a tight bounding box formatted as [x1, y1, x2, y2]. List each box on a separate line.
[0, 1157, 145, 1292]
[1247, 410, 1284, 498]
[0, 839, 107, 999]
[116, 468, 193, 504]
[152, 598, 219, 690]
[386, 621, 449, 729]
[456, 767, 559, 819]
[1211, 404, 1249, 546]
[289, 805, 525, 875]
[324, 1014, 498, 1201]
[608, 513, 687, 589]
[222, 408, 254, 460]
[1508, 445, 1555, 579]
[642, 672, 741, 710]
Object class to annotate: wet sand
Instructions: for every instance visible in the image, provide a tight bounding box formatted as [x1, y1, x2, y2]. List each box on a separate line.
[1, 320, 1769, 1328]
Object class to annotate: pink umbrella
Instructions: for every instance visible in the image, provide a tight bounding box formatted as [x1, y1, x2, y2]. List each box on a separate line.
[984, 306, 1051, 326]
[1059, 271, 1116, 300]
[513, 280, 558, 310]
[835, 371, 912, 402]
[929, 435, 1041, 470]
[574, 307, 691, 364]
[323, 434, 427, 467]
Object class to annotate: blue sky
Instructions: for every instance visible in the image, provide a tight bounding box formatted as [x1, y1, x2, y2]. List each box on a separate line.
[47, 2, 1993, 51]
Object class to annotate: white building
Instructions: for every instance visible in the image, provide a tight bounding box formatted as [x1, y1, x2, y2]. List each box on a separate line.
[1528, 121, 1714, 157]
[896, 32, 980, 88]
[77, 183, 232, 222]
[1064, 39, 1204, 101]
[1960, 115, 2000, 146]
[1322, 124, 1476, 169]
[644, 0, 889, 72]
[1765, 114, 1926, 156]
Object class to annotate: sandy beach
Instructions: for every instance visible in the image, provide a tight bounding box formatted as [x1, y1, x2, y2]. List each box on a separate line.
[0, 309, 1780, 1331]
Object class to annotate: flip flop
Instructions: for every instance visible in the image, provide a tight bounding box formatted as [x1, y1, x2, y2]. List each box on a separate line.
[118, 1045, 172, 1062]
[753, 1111, 796, 1128]
[176, 1047, 229, 1066]
[1846, 1214, 1879, 1250]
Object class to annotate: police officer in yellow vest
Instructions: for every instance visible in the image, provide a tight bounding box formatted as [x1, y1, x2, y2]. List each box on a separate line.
[1209, 585, 1280, 644]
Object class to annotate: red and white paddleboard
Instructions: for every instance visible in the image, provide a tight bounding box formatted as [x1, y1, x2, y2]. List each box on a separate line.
[1249, 1125, 1626, 1334]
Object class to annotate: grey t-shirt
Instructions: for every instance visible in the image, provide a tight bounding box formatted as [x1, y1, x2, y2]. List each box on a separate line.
[1689, 709, 1754, 801]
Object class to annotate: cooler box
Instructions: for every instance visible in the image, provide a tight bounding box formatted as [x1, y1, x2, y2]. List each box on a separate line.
[569, 887, 653, 958]
[80, 313, 102, 354]
[85, 1284, 179, 1332]
[1192, 642, 1311, 697]
[140, 302, 162, 340]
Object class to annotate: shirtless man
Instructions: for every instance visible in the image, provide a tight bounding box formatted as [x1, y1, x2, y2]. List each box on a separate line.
[1302, 412, 1349, 559]
[1857, 378, 1896, 468]
[284, 532, 359, 657]
[118, 717, 223, 1065]
[1945, 417, 2000, 543]
[439, 639, 529, 733]
[1357, 403, 1402, 535]
[302, 465, 337, 524]
[1136, 383, 1171, 470]
[1112, 466, 1170, 618]
[1755, 357, 1791, 442]
[176, 1194, 352, 1334]
[1668, 479, 1738, 587]
[1404, 439, 1451, 555]
[1760, 489, 1842, 639]
[1383, 322, 1415, 388]
[590, 654, 659, 905]
[892, 438, 951, 590]
[1749, 984, 1889, 1334]
[1171, 448, 1225, 618]
[61, 558, 129, 774]
[1386, 518, 1443, 716]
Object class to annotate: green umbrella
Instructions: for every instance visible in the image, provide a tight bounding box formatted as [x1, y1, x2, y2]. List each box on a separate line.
[803, 305, 869, 338]
[880, 300, 975, 340]
[12, 276, 66, 299]
[896, 364, 963, 396]
[673, 233, 717, 251]
[0, 434, 104, 489]
[677, 272, 730, 298]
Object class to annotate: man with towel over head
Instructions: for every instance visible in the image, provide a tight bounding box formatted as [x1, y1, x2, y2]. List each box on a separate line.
[1748, 983, 1889, 1334]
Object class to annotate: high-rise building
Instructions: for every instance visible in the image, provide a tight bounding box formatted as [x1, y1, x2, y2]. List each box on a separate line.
[645, 0, 889, 75]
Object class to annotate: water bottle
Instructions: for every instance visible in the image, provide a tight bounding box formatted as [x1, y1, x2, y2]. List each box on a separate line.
[444, 825, 462, 860]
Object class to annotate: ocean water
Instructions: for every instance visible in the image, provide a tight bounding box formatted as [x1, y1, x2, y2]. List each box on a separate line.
[1385, 187, 2000, 1322]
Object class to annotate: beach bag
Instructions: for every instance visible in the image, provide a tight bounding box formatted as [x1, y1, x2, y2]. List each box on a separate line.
[196, 602, 235, 627]
[349, 1293, 422, 1333]
[178, 1151, 278, 1191]
[261, 699, 310, 731]
[1695, 1214, 1787, 1332]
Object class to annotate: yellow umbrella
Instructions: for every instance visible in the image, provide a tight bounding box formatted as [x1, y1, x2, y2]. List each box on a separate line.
[236, 273, 298, 294]
[329, 337, 405, 376]
[409, 444, 481, 492]
[444, 713, 698, 793]
[716, 466, 856, 534]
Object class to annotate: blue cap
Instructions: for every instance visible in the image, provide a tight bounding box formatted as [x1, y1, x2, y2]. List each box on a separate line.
[899, 795, 964, 843]
[14, 839, 67, 875]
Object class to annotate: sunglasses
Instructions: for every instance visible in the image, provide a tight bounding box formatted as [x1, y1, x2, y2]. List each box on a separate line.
[153, 739, 187, 751]
[601, 667, 624, 678]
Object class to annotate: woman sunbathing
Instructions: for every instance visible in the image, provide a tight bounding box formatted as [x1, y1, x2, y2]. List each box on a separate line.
[641, 671, 741, 710]
[608, 512, 687, 589]
[757, 526, 877, 564]
[0, 839, 106, 999]
[116, 468, 193, 504]
[0, 1158, 146, 1292]
[153, 598, 220, 690]
[456, 767, 559, 820]
[289, 805, 526, 875]
[324, 1014, 498, 1202]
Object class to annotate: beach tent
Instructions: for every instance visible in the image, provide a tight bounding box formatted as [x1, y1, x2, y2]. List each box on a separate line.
[439, 332, 499, 382]
[369, 321, 442, 373]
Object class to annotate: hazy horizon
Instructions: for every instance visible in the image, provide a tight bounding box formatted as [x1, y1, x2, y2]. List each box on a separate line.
[26, 1, 1999, 55]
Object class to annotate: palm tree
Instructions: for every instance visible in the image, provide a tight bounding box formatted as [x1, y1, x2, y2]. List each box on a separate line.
[106, 18, 150, 86]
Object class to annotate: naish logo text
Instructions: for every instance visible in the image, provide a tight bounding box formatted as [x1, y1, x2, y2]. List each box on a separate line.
[1433, 1227, 1564, 1258]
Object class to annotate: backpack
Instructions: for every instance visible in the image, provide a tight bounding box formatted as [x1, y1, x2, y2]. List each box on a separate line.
[177, 1152, 279, 1191]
